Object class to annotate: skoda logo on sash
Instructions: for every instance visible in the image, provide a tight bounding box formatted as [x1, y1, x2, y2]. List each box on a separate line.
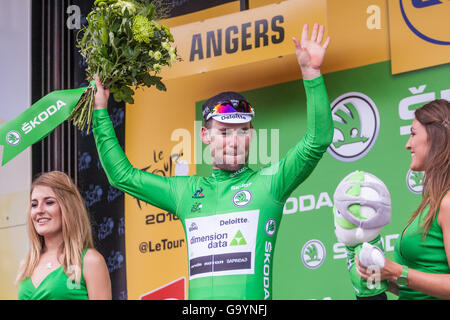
[6, 131, 21, 146]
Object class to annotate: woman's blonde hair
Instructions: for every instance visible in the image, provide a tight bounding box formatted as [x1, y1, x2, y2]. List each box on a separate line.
[409, 99, 450, 238]
[16, 171, 94, 284]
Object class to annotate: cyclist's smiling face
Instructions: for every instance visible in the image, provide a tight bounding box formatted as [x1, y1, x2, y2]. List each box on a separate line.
[201, 119, 253, 171]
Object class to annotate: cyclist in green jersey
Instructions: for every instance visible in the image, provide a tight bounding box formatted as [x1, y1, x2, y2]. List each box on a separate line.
[92, 23, 332, 299]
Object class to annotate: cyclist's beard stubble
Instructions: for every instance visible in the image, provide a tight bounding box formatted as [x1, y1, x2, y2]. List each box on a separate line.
[211, 134, 250, 172]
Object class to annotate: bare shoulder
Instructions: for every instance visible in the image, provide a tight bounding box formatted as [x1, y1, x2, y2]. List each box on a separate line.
[82, 249, 112, 299]
[438, 192, 450, 227]
[83, 249, 107, 269]
[441, 192, 450, 213]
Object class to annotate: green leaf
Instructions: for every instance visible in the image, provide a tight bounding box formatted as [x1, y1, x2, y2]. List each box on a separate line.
[139, 72, 153, 87]
[156, 80, 166, 91]
[124, 46, 134, 58]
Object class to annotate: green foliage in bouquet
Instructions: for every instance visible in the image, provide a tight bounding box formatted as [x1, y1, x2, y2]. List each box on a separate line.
[68, 0, 178, 132]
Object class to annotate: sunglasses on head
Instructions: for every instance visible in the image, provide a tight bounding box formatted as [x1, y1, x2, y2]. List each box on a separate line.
[203, 100, 254, 120]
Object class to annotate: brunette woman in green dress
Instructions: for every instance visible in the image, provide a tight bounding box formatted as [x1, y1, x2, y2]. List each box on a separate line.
[356, 99, 450, 299]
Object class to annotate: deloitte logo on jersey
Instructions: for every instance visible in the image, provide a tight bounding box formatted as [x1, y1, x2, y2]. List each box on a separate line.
[406, 169, 425, 194]
[6, 131, 21, 146]
[265, 219, 276, 237]
[328, 92, 380, 162]
[232, 190, 252, 207]
[301, 239, 326, 269]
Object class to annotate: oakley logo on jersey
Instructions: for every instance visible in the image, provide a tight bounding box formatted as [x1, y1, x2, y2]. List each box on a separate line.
[301, 239, 326, 269]
[328, 92, 380, 162]
[233, 190, 252, 207]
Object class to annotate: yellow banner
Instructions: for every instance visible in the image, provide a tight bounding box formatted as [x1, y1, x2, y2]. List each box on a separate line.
[326, 0, 389, 72]
[124, 100, 193, 299]
[164, 0, 326, 79]
[388, 0, 450, 74]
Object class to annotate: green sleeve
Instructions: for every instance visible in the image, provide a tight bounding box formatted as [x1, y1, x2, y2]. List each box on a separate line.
[92, 108, 183, 215]
[263, 75, 334, 203]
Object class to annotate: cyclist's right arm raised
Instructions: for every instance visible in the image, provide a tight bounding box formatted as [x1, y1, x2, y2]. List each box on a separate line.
[92, 78, 182, 214]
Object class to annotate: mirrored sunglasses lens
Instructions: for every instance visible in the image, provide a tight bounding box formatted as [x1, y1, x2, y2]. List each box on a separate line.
[216, 104, 237, 113]
[236, 101, 252, 113]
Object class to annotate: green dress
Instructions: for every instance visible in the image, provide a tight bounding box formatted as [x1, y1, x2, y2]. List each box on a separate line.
[394, 190, 450, 300]
[17, 249, 89, 300]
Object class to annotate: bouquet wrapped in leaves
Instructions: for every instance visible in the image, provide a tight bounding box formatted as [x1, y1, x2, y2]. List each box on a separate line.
[69, 0, 178, 132]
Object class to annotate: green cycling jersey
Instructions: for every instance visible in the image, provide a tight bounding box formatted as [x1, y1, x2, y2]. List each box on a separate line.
[92, 75, 333, 300]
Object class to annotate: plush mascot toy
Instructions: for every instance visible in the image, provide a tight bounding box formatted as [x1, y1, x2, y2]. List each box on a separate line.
[333, 170, 391, 300]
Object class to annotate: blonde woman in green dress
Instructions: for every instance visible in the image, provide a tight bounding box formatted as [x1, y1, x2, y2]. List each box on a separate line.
[16, 171, 111, 300]
[356, 99, 450, 299]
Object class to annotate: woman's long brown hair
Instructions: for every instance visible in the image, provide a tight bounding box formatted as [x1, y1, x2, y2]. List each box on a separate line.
[408, 99, 450, 238]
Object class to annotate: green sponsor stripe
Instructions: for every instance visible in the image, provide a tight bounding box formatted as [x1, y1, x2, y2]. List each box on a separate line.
[0, 86, 89, 166]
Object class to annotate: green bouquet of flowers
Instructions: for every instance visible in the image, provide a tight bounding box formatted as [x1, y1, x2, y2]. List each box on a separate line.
[68, 0, 178, 132]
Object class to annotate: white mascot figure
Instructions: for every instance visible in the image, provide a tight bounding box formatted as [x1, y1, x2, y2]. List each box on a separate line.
[333, 170, 391, 300]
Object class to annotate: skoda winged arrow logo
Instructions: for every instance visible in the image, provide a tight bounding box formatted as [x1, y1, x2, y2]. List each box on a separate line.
[232, 190, 252, 207]
[406, 169, 425, 194]
[332, 102, 369, 148]
[328, 92, 380, 162]
[301, 239, 326, 269]
[6, 131, 21, 146]
[265, 218, 276, 236]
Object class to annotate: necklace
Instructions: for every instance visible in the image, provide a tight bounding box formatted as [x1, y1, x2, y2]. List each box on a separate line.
[46, 262, 53, 269]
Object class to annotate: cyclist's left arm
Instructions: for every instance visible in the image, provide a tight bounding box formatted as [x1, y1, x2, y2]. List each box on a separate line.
[264, 23, 333, 203]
